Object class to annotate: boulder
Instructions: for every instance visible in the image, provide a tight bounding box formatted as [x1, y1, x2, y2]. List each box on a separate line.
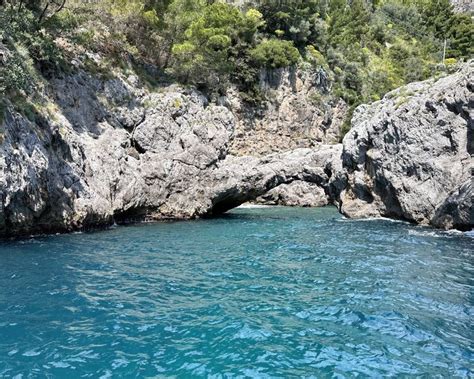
[255, 181, 329, 207]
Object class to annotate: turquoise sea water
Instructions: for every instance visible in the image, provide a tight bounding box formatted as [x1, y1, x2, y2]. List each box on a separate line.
[0, 206, 472, 378]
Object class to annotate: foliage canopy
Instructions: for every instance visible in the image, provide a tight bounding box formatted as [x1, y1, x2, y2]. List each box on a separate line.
[0, 0, 472, 105]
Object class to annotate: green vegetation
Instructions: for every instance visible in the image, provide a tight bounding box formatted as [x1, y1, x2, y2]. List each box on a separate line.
[0, 98, 6, 125]
[167, 1, 265, 93]
[250, 39, 300, 69]
[0, 0, 472, 125]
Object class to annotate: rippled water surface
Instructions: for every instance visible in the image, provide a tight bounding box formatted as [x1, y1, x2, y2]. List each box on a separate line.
[0, 207, 473, 378]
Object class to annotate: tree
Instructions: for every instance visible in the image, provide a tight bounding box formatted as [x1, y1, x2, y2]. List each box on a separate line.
[420, 0, 454, 39]
[329, 0, 370, 46]
[256, 0, 324, 47]
[169, 2, 264, 92]
[447, 13, 474, 58]
[249, 39, 301, 69]
[161, 0, 206, 68]
[327, 0, 351, 46]
[0, 0, 68, 25]
[348, 0, 371, 45]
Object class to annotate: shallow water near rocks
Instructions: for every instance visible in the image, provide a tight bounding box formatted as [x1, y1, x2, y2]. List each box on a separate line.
[0, 206, 473, 377]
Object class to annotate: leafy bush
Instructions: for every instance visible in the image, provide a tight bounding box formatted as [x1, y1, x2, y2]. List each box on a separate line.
[0, 49, 31, 94]
[306, 45, 329, 69]
[44, 9, 79, 31]
[250, 39, 300, 69]
[167, 2, 264, 94]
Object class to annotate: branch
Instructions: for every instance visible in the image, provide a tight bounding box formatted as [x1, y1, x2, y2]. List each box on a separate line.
[37, 2, 50, 24]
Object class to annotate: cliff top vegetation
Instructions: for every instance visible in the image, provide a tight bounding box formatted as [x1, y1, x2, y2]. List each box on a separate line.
[0, 0, 472, 131]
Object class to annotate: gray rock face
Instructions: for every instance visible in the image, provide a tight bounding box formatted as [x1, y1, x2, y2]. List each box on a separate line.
[450, 0, 473, 13]
[0, 61, 472, 237]
[0, 69, 341, 237]
[432, 180, 473, 229]
[255, 181, 329, 207]
[339, 62, 473, 230]
[203, 145, 341, 214]
[228, 67, 348, 156]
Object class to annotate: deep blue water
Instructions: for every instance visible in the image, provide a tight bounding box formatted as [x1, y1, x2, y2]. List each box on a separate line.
[0, 206, 473, 378]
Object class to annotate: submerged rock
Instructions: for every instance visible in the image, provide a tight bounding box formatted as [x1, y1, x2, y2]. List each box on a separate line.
[339, 62, 473, 230]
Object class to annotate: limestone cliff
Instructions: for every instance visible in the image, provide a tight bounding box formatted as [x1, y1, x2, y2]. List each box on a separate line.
[339, 62, 473, 230]
[0, 58, 472, 237]
[228, 67, 347, 156]
[0, 67, 342, 237]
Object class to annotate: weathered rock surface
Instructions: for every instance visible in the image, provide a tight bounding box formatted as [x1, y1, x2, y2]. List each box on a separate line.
[339, 62, 473, 230]
[228, 67, 348, 156]
[450, 0, 473, 13]
[0, 60, 472, 237]
[0, 69, 341, 237]
[255, 181, 330, 207]
[146, 145, 339, 220]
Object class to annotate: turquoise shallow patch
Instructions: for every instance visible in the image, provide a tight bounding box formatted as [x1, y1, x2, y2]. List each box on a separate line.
[0, 207, 472, 377]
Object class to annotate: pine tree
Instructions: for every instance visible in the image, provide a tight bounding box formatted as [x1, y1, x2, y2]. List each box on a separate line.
[420, 0, 454, 39]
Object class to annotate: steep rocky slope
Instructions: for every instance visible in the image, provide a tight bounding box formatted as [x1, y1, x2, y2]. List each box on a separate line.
[339, 62, 473, 230]
[0, 69, 342, 237]
[228, 67, 347, 156]
[0, 61, 472, 237]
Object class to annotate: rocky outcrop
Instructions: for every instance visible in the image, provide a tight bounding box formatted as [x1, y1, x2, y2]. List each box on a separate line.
[0, 70, 341, 237]
[450, 0, 473, 13]
[203, 145, 341, 215]
[228, 67, 348, 156]
[255, 181, 329, 207]
[339, 62, 473, 230]
[0, 58, 472, 237]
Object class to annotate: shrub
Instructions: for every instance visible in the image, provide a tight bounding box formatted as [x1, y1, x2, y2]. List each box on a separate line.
[0, 50, 31, 94]
[250, 39, 300, 69]
[306, 45, 328, 69]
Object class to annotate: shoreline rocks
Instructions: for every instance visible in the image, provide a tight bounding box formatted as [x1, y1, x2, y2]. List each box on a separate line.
[339, 62, 473, 230]
[0, 62, 472, 237]
[255, 181, 330, 207]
